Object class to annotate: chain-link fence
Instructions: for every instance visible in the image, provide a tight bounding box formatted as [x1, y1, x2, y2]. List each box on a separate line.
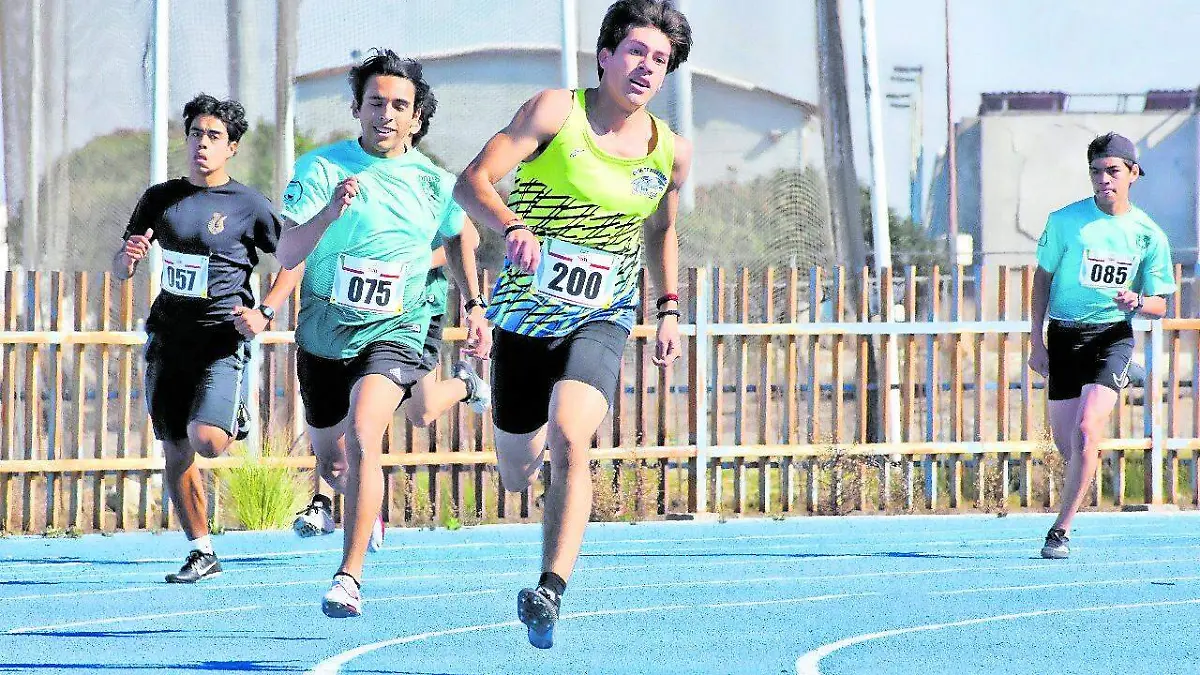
[1, 0, 834, 276]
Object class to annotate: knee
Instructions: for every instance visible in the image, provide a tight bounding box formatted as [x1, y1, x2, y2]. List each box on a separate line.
[546, 426, 592, 474]
[1078, 415, 1106, 442]
[316, 453, 346, 492]
[188, 425, 231, 459]
[495, 436, 544, 493]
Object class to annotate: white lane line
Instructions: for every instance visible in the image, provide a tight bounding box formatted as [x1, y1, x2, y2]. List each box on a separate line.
[793, 597, 1200, 675]
[5, 588, 502, 635]
[930, 574, 1200, 596]
[305, 593, 861, 675]
[7, 605, 260, 634]
[12, 521, 1187, 573]
[7, 551, 1200, 604]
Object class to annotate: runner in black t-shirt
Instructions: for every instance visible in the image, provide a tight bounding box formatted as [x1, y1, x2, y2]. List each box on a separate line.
[112, 94, 302, 583]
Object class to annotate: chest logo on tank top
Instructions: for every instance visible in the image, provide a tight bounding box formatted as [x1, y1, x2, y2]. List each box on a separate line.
[419, 174, 439, 204]
[206, 212, 227, 235]
[1135, 233, 1151, 251]
[631, 167, 667, 199]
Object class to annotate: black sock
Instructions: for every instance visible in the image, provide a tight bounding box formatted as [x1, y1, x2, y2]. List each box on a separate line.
[334, 571, 360, 590]
[538, 571, 566, 599]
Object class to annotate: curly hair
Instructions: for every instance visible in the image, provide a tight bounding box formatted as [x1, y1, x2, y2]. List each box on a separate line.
[182, 94, 249, 143]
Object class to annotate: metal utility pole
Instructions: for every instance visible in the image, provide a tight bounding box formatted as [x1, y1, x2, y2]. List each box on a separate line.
[150, 0, 169, 296]
[888, 66, 924, 227]
[22, 0, 42, 271]
[815, 0, 867, 278]
[560, 0, 578, 90]
[858, 0, 900, 445]
[669, 0, 695, 211]
[274, 0, 297, 202]
[945, 0, 958, 268]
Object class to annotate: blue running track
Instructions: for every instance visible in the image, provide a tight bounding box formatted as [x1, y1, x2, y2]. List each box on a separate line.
[2, 512, 1198, 674]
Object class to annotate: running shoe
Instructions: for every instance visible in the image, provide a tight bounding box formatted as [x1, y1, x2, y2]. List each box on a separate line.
[322, 573, 362, 618]
[517, 586, 560, 649]
[165, 550, 222, 583]
[368, 514, 385, 553]
[293, 495, 335, 537]
[453, 361, 491, 414]
[1041, 527, 1070, 559]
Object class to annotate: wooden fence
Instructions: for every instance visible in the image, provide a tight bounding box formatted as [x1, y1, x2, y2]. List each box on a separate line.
[1, 265, 1198, 533]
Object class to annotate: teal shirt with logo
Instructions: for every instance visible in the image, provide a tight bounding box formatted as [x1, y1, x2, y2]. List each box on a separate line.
[281, 141, 465, 359]
[1036, 197, 1176, 324]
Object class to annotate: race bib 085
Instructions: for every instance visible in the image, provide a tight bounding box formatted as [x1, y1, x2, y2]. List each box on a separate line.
[160, 250, 210, 298]
[535, 238, 619, 309]
[1079, 249, 1137, 290]
[331, 254, 408, 314]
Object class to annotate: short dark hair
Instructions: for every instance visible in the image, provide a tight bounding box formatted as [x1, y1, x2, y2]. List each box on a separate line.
[183, 94, 248, 142]
[348, 48, 437, 146]
[596, 0, 692, 79]
[1087, 131, 1139, 174]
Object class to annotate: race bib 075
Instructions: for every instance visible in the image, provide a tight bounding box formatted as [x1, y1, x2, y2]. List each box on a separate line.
[534, 238, 619, 309]
[160, 250, 210, 298]
[331, 254, 408, 314]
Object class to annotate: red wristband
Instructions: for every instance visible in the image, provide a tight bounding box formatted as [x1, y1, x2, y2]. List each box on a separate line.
[655, 293, 680, 309]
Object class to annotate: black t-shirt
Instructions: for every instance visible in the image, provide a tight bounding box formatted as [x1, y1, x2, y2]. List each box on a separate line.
[123, 178, 282, 339]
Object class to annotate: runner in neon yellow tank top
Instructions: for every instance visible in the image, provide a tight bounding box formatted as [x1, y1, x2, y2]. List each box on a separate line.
[1030, 132, 1175, 561]
[455, 0, 693, 650]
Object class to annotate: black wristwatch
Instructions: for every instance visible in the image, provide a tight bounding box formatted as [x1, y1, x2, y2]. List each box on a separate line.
[464, 295, 487, 312]
[257, 303, 276, 323]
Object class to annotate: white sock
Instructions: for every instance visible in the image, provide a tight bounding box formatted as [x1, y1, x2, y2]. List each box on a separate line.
[189, 535, 214, 555]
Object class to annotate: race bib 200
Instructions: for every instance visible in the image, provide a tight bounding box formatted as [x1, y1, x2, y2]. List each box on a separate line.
[1079, 249, 1137, 290]
[535, 238, 619, 309]
[331, 254, 408, 314]
[161, 250, 210, 298]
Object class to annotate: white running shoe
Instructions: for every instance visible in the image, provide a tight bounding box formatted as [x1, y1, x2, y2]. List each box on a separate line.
[293, 495, 335, 538]
[368, 514, 385, 553]
[322, 573, 362, 618]
[453, 361, 491, 414]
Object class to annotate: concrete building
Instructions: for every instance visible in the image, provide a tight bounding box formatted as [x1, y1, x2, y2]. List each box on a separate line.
[928, 90, 1200, 268]
[294, 45, 825, 187]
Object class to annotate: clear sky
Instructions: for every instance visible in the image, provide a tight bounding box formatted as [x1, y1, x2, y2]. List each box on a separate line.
[4, 0, 1200, 215]
[840, 0, 1200, 215]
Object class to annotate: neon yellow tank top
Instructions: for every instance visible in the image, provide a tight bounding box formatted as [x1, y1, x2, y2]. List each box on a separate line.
[487, 89, 675, 337]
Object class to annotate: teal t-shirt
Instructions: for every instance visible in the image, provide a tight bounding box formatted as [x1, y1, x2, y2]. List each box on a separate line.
[281, 141, 465, 359]
[422, 232, 450, 319]
[1036, 197, 1176, 323]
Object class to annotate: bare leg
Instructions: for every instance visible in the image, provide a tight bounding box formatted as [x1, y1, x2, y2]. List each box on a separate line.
[336, 374, 406, 580]
[405, 370, 467, 428]
[1052, 384, 1118, 534]
[540, 380, 610, 581]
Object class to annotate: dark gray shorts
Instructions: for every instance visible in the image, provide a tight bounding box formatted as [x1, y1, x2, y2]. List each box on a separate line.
[297, 341, 424, 429]
[490, 321, 629, 434]
[416, 315, 444, 377]
[144, 332, 251, 442]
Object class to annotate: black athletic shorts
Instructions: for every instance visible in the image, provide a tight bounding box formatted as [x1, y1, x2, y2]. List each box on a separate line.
[297, 341, 425, 429]
[490, 321, 629, 434]
[1046, 319, 1135, 400]
[416, 315, 444, 377]
[144, 329, 251, 442]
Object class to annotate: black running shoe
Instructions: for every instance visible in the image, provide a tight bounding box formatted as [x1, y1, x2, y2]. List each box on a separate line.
[165, 550, 222, 583]
[1041, 527, 1070, 559]
[517, 586, 560, 649]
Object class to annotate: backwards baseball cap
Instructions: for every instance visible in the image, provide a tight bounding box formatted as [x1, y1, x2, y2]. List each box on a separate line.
[1087, 132, 1146, 176]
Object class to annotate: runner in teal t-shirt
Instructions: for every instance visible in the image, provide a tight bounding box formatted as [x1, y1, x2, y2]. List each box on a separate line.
[274, 49, 491, 618]
[1030, 132, 1175, 561]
